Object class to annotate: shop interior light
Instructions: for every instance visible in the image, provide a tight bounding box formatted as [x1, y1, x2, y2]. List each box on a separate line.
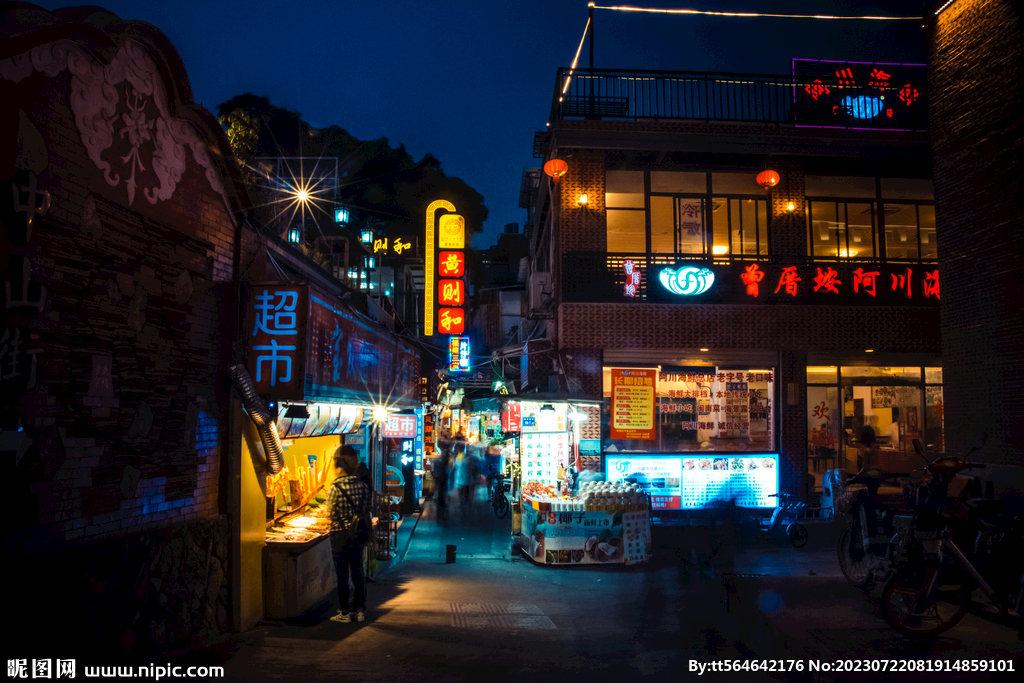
[540, 404, 556, 413]
[372, 406, 389, 422]
[700, 348, 709, 352]
[712, 245, 729, 255]
[568, 409, 588, 422]
[283, 404, 310, 419]
[865, 349, 875, 353]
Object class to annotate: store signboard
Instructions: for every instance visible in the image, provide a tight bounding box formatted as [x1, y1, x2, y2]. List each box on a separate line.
[643, 262, 940, 306]
[501, 403, 521, 432]
[610, 368, 657, 440]
[247, 283, 420, 404]
[448, 336, 470, 372]
[606, 453, 779, 510]
[519, 401, 567, 433]
[792, 58, 927, 131]
[383, 414, 416, 438]
[245, 285, 308, 399]
[521, 506, 650, 565]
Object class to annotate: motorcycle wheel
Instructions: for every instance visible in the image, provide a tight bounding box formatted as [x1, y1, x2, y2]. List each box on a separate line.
[882, 560, 971, 637]
[787, 522, 809, 548]
[837, 525, 874, 587]
[493, 490, 510, 519]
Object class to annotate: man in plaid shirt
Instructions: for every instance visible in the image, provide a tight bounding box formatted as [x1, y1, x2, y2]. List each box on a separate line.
[328, 445, 372, 623]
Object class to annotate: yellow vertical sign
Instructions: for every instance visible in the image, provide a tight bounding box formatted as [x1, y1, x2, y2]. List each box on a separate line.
[424, 200, 455, 336]
[438, 214, 465, 249]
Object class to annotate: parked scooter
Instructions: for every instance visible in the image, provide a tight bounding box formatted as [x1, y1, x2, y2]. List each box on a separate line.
[836, 466, 919, 589]
[836, 433, 990, 590]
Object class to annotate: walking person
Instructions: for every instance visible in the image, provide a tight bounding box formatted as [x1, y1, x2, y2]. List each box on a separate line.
[451, 441, 471, 519]
[328, 446, 372, 623]
[432, 446, 450, 524]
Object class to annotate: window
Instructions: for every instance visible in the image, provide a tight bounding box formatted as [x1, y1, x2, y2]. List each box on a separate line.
[608, 170, 768, 259]
[808, 201, 877, 259]
[806, 176, 935, 263]
[602, 365, 775, 454]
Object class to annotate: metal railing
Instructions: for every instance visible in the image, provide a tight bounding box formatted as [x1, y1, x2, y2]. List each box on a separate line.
[550, 68, 928, 131]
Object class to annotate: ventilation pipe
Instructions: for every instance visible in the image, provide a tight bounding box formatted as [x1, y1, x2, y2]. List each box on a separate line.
[228, 364, 285, 474]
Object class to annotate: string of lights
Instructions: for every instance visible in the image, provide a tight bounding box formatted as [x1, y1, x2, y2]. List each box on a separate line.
[561, 15, 592, 97]
[591, 5, 923, 20]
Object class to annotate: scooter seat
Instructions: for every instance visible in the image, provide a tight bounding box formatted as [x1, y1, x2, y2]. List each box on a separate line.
[875, 486, 908, 509]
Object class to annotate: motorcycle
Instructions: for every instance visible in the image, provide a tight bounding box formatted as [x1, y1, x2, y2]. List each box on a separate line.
[836, 433, 990, 590]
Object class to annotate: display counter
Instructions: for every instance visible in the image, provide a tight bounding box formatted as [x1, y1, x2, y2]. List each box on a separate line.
[264, 498, 334, 618]
[265, 533, 336, 619]
[520, 482, 651, 566]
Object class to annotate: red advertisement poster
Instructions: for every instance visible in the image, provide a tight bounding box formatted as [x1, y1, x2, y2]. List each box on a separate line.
[610, 368, 657, 441]
[502, 403, 521, 432]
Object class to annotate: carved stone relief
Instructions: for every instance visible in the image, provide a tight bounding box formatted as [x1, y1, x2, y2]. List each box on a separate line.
[0, 39, 230, 212]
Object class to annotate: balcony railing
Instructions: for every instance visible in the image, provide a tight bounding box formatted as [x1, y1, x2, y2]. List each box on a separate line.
[550, 68, 928, 132]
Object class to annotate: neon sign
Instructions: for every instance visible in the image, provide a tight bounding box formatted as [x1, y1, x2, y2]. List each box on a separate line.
[842, 95, 884, 119]
[448, 336, 471, 372]
[425, 200, 455, 336]
[438, 279, 465, 306]
[623, 259, 640, 297]
[659, 267, 714, 296]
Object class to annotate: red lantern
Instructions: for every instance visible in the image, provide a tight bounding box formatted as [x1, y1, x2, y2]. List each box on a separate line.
[544, 158, 569, 182]
[756, 169, 780, 192]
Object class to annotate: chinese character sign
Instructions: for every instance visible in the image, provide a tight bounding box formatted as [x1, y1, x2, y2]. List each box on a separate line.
[438, 308, 465, 335]
[448, 336, 470, 372]
[383, 414, 417, 438]
[438, 251, 465, 277]
[438, 279, 465, 306]
[623, 260, 641, 297]
[610, 368, 657, 441]
[246, 285, 307, 398]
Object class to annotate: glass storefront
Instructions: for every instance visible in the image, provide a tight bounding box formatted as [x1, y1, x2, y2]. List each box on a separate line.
[806, 364, 943, 489]
[602, 365, 775, 454]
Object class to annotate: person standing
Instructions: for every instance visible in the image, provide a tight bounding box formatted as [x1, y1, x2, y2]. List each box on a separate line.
[328, 447, 372, 623]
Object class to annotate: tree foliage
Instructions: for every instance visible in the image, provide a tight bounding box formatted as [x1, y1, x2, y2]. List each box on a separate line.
[217, 94, 488, 238]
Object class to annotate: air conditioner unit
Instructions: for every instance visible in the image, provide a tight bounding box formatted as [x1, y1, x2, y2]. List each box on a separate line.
[529, 272, 552, 311]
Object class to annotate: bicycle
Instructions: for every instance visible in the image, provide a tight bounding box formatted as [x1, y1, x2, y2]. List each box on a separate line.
[489, 465, 511, 519]
[881, 513, 1023, 638]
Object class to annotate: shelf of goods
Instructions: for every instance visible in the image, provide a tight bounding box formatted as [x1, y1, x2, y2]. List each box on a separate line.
[264, 490, 336, 619]
[520, 481, 652, 566]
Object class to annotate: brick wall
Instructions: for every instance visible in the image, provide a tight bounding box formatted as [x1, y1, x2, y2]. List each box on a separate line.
[928, 0, 1024, 465]
[2, 18, 240, 655]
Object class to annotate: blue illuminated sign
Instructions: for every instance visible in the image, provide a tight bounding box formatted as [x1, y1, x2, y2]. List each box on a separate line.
[448, 336, 471, 372]
[843, 95, 884, 119]
[659, 267, 715, 296]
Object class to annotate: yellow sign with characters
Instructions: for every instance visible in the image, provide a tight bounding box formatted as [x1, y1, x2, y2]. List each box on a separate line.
[438, 214, 465, 249]
[372, 237, 413, 256]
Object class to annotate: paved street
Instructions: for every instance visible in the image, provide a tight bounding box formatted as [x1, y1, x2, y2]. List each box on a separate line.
[171, 499, 1023, 683]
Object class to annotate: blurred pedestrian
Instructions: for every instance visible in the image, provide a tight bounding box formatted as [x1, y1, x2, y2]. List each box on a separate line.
[451, 441, 471, 517]
[432, 446, 450, 523]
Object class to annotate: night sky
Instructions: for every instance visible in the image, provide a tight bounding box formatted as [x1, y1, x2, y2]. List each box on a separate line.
[34, 1, 928, 248]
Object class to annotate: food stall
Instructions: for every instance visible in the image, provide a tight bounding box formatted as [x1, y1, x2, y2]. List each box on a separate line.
[261, 403, 364, 619]
[508, 398, 653, 566]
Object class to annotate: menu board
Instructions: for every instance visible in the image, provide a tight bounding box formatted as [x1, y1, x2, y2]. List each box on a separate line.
[520, 431, 569, 487]
[606, 453, 779, 509]
[610, 368, 657, 440]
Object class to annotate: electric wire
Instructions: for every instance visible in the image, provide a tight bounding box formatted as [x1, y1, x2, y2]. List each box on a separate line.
[592, 5, 923, 20]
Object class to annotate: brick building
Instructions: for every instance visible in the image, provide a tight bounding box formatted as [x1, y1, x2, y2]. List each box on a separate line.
[525, 61, 944, 514]
[927, 0, 1024, 472]
[1, 5, 248, 655]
